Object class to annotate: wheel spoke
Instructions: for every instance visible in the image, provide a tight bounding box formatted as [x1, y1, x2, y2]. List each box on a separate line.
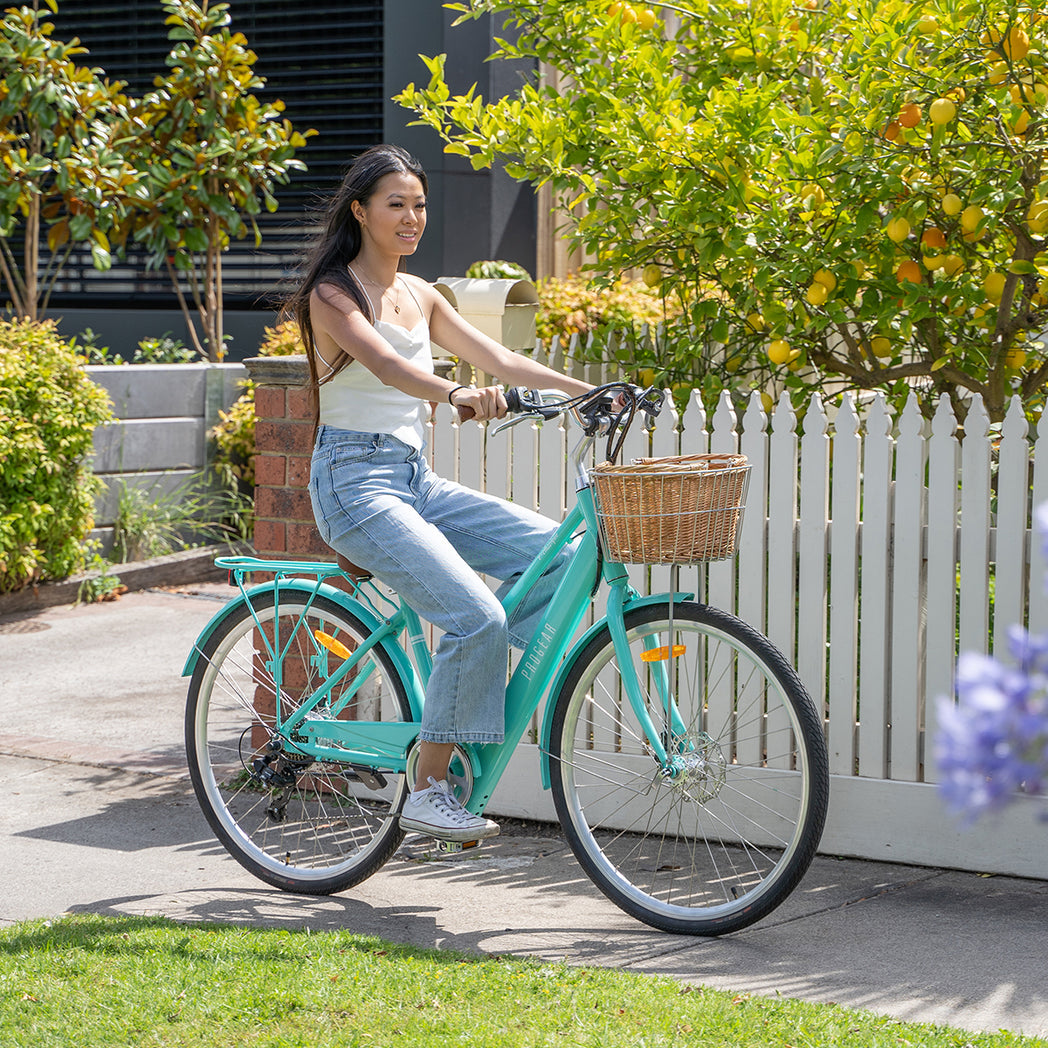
[550, 601, 828, 934]
[186, 593, 412, 894]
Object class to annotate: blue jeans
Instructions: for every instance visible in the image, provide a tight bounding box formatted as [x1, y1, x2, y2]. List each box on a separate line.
[309, 426, 572, 745]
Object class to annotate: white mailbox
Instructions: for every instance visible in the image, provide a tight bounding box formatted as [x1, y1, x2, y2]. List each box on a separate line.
[434, 277, 539, 350]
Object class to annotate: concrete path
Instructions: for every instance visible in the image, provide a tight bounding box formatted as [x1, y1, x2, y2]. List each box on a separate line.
[2, 585, 1045, 1039]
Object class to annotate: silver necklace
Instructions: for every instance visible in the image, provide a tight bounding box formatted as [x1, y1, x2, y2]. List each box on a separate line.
[349, 266, 402, 314]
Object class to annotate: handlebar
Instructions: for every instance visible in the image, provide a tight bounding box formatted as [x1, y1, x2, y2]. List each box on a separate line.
[504, 382, 663, 421]
[500, 382, 665, 464]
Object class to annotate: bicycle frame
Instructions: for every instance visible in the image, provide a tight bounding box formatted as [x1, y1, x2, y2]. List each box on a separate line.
[184, 429, 693, 816]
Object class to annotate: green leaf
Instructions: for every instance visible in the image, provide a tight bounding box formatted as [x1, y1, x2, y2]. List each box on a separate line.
[182, 227, 208, 252]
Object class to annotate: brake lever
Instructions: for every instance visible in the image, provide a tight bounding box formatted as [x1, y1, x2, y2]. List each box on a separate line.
[490, 414, 537, 436]
[633, 385, 665, 418]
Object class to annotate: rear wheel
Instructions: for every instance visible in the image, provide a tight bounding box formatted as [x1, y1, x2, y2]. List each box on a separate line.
[549, 600, 828, 934]
[185, 590, 414, 894]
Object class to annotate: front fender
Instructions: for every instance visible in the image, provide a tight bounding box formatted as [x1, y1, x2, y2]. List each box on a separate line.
[182, 579, 425, 721]
[538, 591, 693, 789]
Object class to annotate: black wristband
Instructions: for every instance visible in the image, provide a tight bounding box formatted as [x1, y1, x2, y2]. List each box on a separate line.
[448, 384, 469, 405]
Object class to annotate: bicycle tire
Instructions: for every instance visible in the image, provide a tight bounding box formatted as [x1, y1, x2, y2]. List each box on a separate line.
[549, 600, 828, 935]
[185, 589, 413, 894]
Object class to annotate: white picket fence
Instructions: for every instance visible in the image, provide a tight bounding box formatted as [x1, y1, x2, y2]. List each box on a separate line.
[423, 383, 1048, 879]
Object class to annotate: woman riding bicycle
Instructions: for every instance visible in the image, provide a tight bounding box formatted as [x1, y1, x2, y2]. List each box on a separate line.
[284, 144, 593, 844]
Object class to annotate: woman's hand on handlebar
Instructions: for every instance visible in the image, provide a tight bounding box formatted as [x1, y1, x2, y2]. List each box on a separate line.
[450, 384, 508, 422]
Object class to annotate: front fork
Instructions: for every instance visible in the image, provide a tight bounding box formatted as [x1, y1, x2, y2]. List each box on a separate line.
[605, 583, 693, 776]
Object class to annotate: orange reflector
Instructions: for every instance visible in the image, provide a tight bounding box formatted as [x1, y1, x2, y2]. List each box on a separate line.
[640, 644, 686, 663]
[314, 629, 352, 659]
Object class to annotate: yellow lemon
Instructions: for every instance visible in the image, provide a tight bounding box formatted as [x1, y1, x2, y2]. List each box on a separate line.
[806, 282, 830, 306]
[983, 271, 1007, 302]
[813, 268, 837, 290]
[942, 193, 963, 216]
[1005, 27, 1031, 61]
[636, 7, 657, 29]
[987, 61, 1009, 86]
[799, 182, 826, 206]
[1005, 347, 1028, 369]
[1029, 200, 1048, 233]
[929, 98, 957, 125]
[642, 263, 662, 288]
[960, 204, 984, 233]
[870, 336, 893, 358]
[767, 339, 793, 365]
[941, 254, 965, 276]
[887, 216, 911, 242]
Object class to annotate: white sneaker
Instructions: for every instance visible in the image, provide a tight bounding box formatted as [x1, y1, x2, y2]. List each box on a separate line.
[399, 777, 500, 842]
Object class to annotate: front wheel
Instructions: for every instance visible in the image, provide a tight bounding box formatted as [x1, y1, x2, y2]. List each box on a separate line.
[185, 590, 414, 895]
[549, 601, 828, 935]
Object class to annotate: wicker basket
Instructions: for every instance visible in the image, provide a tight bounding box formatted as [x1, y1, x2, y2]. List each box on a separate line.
[591, 453, 750, 564]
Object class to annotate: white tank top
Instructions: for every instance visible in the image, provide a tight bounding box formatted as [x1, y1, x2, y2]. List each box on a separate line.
[317, 276, 433, 449]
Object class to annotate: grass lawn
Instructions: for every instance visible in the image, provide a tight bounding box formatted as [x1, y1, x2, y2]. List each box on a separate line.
[0, 915, 1042, 1047]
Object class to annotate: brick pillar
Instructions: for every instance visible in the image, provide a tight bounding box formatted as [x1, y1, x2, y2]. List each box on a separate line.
[246, 354, 456, 563]
[244, 355, 331, 561]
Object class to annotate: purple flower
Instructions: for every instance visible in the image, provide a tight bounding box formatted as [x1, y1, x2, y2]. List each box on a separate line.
[936, 630, 1048, 822]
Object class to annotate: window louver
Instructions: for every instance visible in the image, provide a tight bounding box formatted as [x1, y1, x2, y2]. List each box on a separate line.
[33, 1, 384, 307]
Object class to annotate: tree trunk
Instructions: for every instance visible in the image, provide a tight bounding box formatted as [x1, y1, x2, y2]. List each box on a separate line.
[23, 191, 39, 322]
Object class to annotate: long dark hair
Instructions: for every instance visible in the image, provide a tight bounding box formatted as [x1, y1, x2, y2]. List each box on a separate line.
[283, 144, 429, 399]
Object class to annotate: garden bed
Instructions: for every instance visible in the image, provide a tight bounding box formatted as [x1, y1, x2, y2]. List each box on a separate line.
[0, 545, 240, 617]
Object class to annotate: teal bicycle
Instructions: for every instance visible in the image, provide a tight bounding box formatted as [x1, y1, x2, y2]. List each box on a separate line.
[183, 384, 828, 935]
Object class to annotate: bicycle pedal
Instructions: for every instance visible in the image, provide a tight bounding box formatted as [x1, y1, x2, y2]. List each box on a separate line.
[435, 839, 481, 855]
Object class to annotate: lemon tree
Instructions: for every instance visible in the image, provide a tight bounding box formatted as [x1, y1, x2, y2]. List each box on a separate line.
[398, 0, 1048, 421]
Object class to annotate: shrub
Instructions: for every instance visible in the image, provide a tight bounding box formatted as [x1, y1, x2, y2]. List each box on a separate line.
[257, 320, 305, 357]
[536, 275, 678, 342]
[133, 333, 195, 364]
[209, 321, 304, 489]
[75, 330, 196, 365]
[210, 384, 257, 488]
[110, 473, 251, 563]
[466, 259, 532, 280]
[0, 318, 113, 592]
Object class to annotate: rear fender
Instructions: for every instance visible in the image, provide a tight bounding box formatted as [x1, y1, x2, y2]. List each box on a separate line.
[181, 579, 425, 721]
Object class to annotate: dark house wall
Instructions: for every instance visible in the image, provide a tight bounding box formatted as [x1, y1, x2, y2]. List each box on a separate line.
[384, 7, 537, 282]
[32, 1, 535, 358]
